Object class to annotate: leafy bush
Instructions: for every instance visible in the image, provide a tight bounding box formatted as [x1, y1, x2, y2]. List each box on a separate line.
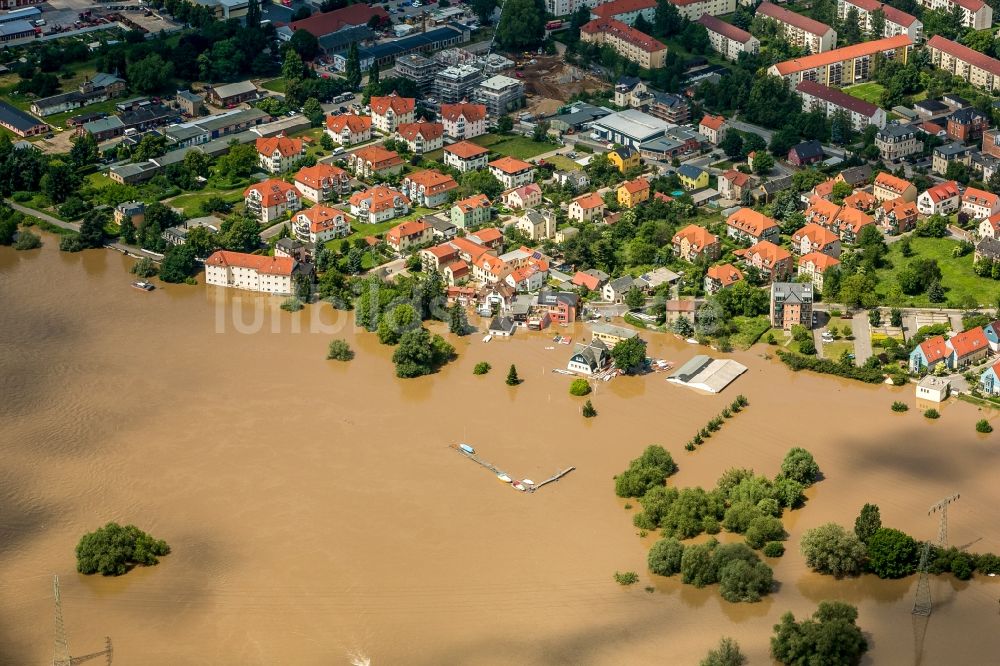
[976, 419, 993, 433]
[763, 541, 785, 557]
[130, 257, 158, 278]
[59, 234, 84, 252]
[76, 522, 170, 576]
[780, 448, 820, 487]
[647, 536, 685, 576]
[719, 558, 773, 603]
[569, 378, 592, 396]
[771, 602, 867, 665]
[326, 339, 354, 361]
[745, 516, 786, 549]
[777, 350, 884, 383]
[700, 637, 746, 666]
[867, 527, 919, 579]
[801, 523, 867, 578]
[924, 409, 940, 419]
[473, 361, 491, 375]
[891, 401, 908, 412]
[615, 446, 678, 498]
[14, 230, 41, 250]
[280, 297, 304, 312]
[614, 570, 639, 585]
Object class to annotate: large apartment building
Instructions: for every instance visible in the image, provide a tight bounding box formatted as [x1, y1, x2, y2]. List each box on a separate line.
[918, 0, 992, 29]
[756, 2, 837, 53]
[836, 0, 922, 41]
[205, 251, 296, 295]
[667, 0, 736, 21]
[589, 0, 656, 25]
[580, 18, 667, 69]
[697, 14, 759, 61]
[768, 35, 913, 86]
[795, 79, 887, 130]
[926, 35, 1000, 92]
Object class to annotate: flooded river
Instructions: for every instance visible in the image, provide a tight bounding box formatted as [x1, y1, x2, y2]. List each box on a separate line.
[2, 238, 999, 665]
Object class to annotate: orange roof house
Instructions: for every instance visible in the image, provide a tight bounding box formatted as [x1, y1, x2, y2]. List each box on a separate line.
[370, 93, 416, 116]
[326, 113, 371, 135]
[488, 156, 534, 174]
[949, 326, 989, 364]
[672, 223, 720, 262]
[439, 102, 487, 123]
[244, 179, 299, 207]
[205, 250, 295, 275]
[445, 140, 490, 159]
[255, 135, 303, 158]
[705, 263, 744, 293]
[700, 114, 725, 131]
[726, 208, 779, 243]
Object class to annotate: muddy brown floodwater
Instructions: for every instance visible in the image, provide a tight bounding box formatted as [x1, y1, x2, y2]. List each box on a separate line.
[2, 238, 1000, 665]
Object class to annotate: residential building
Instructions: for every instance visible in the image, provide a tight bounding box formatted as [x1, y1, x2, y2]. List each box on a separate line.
[932, 142, 972, 175]
[876, 197, 919, 234]
[553, 170, 591, 191]
[768, 35, 913, 86]
[331, 24, 469, 72]
[255, 135, 304, 174]
[918, 0, 992, 29]
[392, 54, 438, 96]
[348, 145, 404, 178]
[874, 123, 922, 161]
[0, 101, 46, 137]
[718, 170, 754, 202]
[726, 207, 780, 244]
[704, 263, 744, 294]
[770, 282, 814, 330]
[538, 289, 581, 323]
[788, 140, 824, 166]
[947, 107, 988, 143]
[797, 252, 840, 291]
[325, 113, 372, 145]
[618, 178, 651, 207]
[648, 92, 691, 124]
[114, 201, 145, 228]
[838, 164, 874, 187]
[739, 240, 793, 282]
[349, 185, 410, 224]
[572, 268, 610, 291]
[698, 14, 759, 61]
[980, 362, 1000, 395]
[568, 192, 606, 223]
[608, 145, 640, 173]
[292, 204, 350, 244]
[962, 187, 1000, 220]
[589, 0, 656, 25]
[567, 338, 610, 375]
[474, 75, 525, 117]
[579, 18, 668, 69]
[176, 89, 204, 117]
[795, 79, 887, 130]
[29, 73, 126, 117]
[590, 109, 672, 148]
[949, 326, 990, 367]
[614, 77, 649, 108]
[432, 65, 484, 105]
[832, 206, 875, 244]
[926, 35, 1000, 92]
[369, 93, 416, 133]
[502, 183, 543, 210]
[602, 276, 636, 303]
[275, 237, 306, 261]
[244, 179, 302, 224]
[590, 322, 640, 345]
[978, 212, 1000, 239]
[443, 140, 490, 173]
[386, 219, 433, 254]
[206, 80, 259, 107]
[983, 128, 1000, 159]
[395, 120, 444, 154]
[917, 180, 961, 215]
[976, 236, 1000, 263]
[511, 209, 554, 241]
[678, 164, 708, 190]
[672, 224, 720, 262]
[843, 190, 878, 213]
[699, 114, 726, 144]
[757, 2, 837, 52]
[294, 163, 351, 203]
[985, 320, 1000, 351]
[914, 374, 949, 401]
[665, 0, 737, 21]
[438, 102, 487, 140]
[909, 335, 951, 372]
[791, 223, 841, 257]
[488, 156, 535, 189]
[451, 194, 492, 229]
[873, 171, 918, 202]
[836, 0, 923, 40]
[205, 251, 296, 295]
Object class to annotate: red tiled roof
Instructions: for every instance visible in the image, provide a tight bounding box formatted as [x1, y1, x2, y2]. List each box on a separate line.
[349, 185, 410, 213]
[489, 156, 534, 174]
[924, 180, 961, 203]
[745, 240, 791, 265]
[590, 0, 656, 19]
[244, 179, 298, 207]
[844, 190, 877, 210]
[792, 222, 839, 248]
[772, 35, 912, 76]
[396, 120, 444, 142]
[468, 227, 503, 245]
[295, 163, 347, 189]
[256, 135, 302, 158]
[424, 243, 460, 260]
[206, 250, 294, 276]
[581, 17, 666, 53]
[700, 114, 725, 131]
[572, 270, 602, 290]
[841, 0, 919, 26]
[673, 223, 719, 248]
[727, 208, 778, 236]
[370, 93, 416, 117]
[697, 14, 754, 43]
[757, 1, 834, 36]
[919, 335, 950, 363]
[874, 172, 914, 194]
[439, 102, 487, 123]
[796, 79, 878, 117]
[352, 144, 403, 168]
[326, 113, 371, 134]
[296, 205, 346, 233]
[453, 193, 491, 213]
[706, 263, 743, 287]
[387, 219, 430, 243]
[928, 35, 1000, 78]
[445, 140, 490, 159]
[722, 169, 752, 188]
[918, 120, 945, 135]
[286, 4, 388, 37]
[620, 177, 650, 194]
[835, 206, 874, 234]
[963, 187, 999, 208]
[950, 326, 988, 359]
[573, 192, 605, 210]
[881, 197, 918, 219]
[406, 169, 458, 194]
[954, 0, 986, 11]
[799, 251, 840, 271]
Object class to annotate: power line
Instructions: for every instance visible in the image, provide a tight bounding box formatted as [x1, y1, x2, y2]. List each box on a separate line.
[912, 493, 960, 617]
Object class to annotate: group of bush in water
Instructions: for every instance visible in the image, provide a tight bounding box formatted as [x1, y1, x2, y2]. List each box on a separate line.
[683, 395, 749, 451]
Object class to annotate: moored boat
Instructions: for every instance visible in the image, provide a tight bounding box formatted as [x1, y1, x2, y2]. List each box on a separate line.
[131, 281, 154, 291]
[511, 481, 526, 491]
[497, 473, 511, 483]
[522, 479, 534, 486]
[482, 334, 492, 343]
[459, 443, 475, 454]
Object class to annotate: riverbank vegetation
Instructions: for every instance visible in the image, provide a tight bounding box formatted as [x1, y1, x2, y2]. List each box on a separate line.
[326, 339, 354, 361]
[473, 361, 491, 375]
[76, 522, 170, 576]
[582, 400, 597, 418]
[684, 395, 749, 451]
[776, 349, 885, 383]
[771, 601, 867, 665]
[700, 637, 745, 666]
[569, 378, 591, 396]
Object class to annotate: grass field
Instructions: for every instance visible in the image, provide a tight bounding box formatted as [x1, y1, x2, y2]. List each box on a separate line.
[875, 236, 987, 307]
[731, 316, 770, 349]
[44, 99, 122, 130]
[328, 206, 435, 245]
[472, 134, 553, 160]
[844, 83, 886, 106]
[261, 78, 288, 94]
[165, 187, 246, 218]
[544, 155, 581, 171]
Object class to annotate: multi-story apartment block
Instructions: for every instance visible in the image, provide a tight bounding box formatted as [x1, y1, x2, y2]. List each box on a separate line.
[369, 93, 416, 133]
[325, 113, 372, 146]
[432, 64, 484, 105]
[474, 75, 525, 117]
[580, 18, 667, 69]
[769, 35, 913, 86]
[395, 120, 444, 154]
[698, 14, 760, 61]
[292, 205, 350, 244]
[294, 163, 351, 203]
[770, 282, 814, 330]
[873, 172, 918, 202]
[488, 156, 536, 189]
[926, 35, 1000, 92]
[796, 79, 886, 130]
[648, 92, 690, 123]
[349, 186, 411, 224]
[983, 128, 1000, 159]
[918, 0, 992, 29]
[837, 0, 922, 41]
[666, 0, 736, 21]
[947, 107, 988, 143]
[402, 169, 460, 208]
[438, 102, 487, 140]
[244, 179, 302, 224]
[348, 145, 405, 179]
[205, 251, 296, 295]
[757, 2, 837, 53]
[875, 123, 922, 161]
[443, 140, 491, 172]
[589, 0, 656, 25]
[255, 135, 304, 174]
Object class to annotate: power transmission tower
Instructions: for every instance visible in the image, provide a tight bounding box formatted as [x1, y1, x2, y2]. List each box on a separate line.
[52, 575, 114, 666]
[912, 493, 960, 616]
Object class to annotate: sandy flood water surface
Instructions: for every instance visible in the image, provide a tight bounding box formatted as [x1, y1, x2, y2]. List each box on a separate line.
[2, 239, 1000, 665]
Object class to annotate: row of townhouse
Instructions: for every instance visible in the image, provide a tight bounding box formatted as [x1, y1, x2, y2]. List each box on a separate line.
[910, 326, 991, 373]
[918, 0, 992, 29]
[804, 195, 876, 244]
[579, 17, 667, 69]
[836, 0, 923, 41]
[795, 79, 887, 131]
[926, 35, 1000, 92]
[756, 2, 837, 53]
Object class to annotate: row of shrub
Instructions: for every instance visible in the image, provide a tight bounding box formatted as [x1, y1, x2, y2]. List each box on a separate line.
[648, 538, 774, 603]
[776, 350, 885, 383]
[684, 395, 749, 451]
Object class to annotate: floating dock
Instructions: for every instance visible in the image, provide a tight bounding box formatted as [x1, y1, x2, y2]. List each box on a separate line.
[450, 444, 573, 493]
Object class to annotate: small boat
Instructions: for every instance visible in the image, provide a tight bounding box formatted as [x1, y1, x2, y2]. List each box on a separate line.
[522, 479, 535, 486]
[552, 368, 575, 375]
[482, 334, 492, 343]
[459, 443, 475, 454]
[545, 346, 555, 350]
[497, 473, 512, 483]
[131, 281, 154, 291]
[685, 338, 698, 344]
[553, 334, 562, 342]
[558, 336, 572, 345]
[512, 481, 526, 491]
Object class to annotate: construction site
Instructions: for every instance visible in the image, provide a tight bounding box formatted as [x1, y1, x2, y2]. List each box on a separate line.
[516, 54, 608, 118]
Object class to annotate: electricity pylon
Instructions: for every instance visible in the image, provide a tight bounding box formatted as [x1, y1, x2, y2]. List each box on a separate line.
[912, 493, 960, 616]
[52, 575, 113, 666]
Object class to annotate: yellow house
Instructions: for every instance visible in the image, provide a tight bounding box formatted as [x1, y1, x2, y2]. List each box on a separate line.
[617, 177, 650, 208]
[608, 146, 639, 173]
[678, 164, 708, 190]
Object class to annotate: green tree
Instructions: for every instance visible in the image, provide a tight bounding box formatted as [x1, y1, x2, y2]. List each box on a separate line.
[69, 132, 98, 168]
[459, 169, 504, 199]
[130, 257, 158, 278]
[0, 215, 17, 245]
[127, 53, 174, 94]
[470, 0, 498, 23]
[378, 303, 420, 344]
[610, 336, 647, 374]
[801, 523, 867, 578]
[76, 522, 170, 576]
[700, 637, 746, 666]
[320, 133, 334, 151]
[40, 161, 78, 204]
[751, 151, 774, 175]
[927, 280, 945, 303]
[506, 364, 520, 385]
[866, 527, 918, 578]
[473, 361, 491, 375]
[497, 115, 513, 133]
[303, 97, 324, 127]
[569, 378, 591, 396]
[184, 226, 218, 258]
[869, 8, 886, 39]
[496, 0, 545, 49]
[282, 50, 306, 82]
[327, 339, 354, 361]
[654, 0, 682, 37]
[615, 445, 678, 497]
[771, 602, 868, 666]
[624, 286, 645, 310]
[288, 28, 320, 61]
[222, 217, 261, 253]
[718, 558, 773, 602]
[720, 131, 744, 159]
[780, 447, 820, 486]
[78, 208, 108, 249]
[447, 302, 469, 335]
[14, 230, 41, 250]
[159, 245, 197, 283]
[392, 326, 454, 378]
[344, 42, 362, 89]
[648, 536, 685, 576]
[854, 503, 881, 544]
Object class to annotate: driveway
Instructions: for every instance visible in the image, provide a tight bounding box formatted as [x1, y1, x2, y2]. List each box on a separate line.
[851, 311, 873, 365]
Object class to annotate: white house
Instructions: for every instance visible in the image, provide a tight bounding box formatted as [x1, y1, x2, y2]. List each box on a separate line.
[292, 205, 350, 244]
[488, 156, 535, 189]
[395, 120, 444, 154]
[443, 140, 490, 172]
[515, 209, 557, 241]
[961, 187, 1000, 221]
[244, 179, 302, 224]
[439, 102, 488, 139]
[205, 250, 296, 295]
[255, 135, 304, 174]
[325, 113, 372, 146]
[567, 339, 610, 375]
[568, 192, 606, 223]
[369, 93, 416, 133]
[348, 186, 411, 224]
[294, 163, 351, 203]
[917, 180, 961, 216]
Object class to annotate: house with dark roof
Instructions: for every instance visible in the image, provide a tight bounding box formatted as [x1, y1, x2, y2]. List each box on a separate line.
[567, 338, 610, 375]
[769, 282, 813, 330]
[0, 101, 46, 137]
[788, 140, 824, 166]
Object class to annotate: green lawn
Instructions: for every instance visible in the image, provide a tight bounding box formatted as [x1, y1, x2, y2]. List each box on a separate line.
[472, 134, 554, 160]
[544, 154, 580, 171]
[44, 98, 122, 130]
[165, 187, 246, 218]
[844, 83, 886, 107]
[731, 315, 770, 350]
[327, 206, 435, 245]
[875, 236, 989, 307]
[261, 78, 288, 94]
[822, 340, 854, 361]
